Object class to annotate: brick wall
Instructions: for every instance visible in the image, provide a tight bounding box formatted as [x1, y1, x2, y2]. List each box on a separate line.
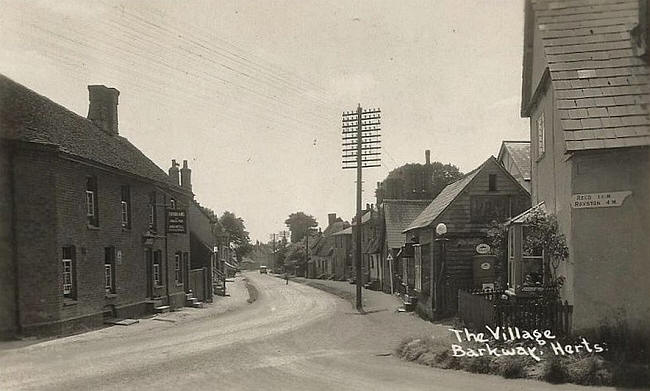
[0, 142, 17, 338]
[9, 143, 191, 336]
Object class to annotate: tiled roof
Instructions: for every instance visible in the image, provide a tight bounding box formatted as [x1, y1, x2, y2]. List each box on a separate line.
[403, 163, 483, 232]
[332, 226, 352, 236]
[0, 74, 183, 189]
[322, 220, 350, 237]
[383, 199, 431, 249]
[530, 0, 650, 151]
[499, 141, 532, 180]
[507, 201, 546, 225]
[351, 209, 375, 226]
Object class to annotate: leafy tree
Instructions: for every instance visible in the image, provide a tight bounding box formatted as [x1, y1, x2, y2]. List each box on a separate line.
[219, 211, 252, 261]
[378, 161, 463, 202]
[285, 212, 318, 243]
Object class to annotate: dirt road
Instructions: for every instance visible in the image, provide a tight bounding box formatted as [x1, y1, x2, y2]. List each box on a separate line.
[0, 272, 612, 391]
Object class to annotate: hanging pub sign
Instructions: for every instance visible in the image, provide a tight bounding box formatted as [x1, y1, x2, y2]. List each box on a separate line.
[571, 191, 632, 209]
[166, 209, 187, 233]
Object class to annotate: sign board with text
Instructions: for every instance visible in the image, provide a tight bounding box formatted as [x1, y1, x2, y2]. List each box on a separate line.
[571, 191, 631, 209]
[166, 209, 187, 233]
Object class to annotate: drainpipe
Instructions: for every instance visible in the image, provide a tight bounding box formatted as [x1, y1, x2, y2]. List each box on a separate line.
[164, 192, 170, 306]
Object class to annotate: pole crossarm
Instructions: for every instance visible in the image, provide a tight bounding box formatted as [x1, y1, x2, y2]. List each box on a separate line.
[340, 104, 382, 312]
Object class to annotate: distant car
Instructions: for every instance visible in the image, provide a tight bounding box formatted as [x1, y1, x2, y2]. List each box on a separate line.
[259, 266, 268, 274]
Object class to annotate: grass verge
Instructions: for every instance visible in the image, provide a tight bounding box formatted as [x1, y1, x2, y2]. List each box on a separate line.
[396, 333, 649, 387]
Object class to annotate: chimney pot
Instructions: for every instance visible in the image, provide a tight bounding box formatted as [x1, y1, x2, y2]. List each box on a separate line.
[425, 150, 431, 165]
[180, 159, 192, 191]
[87, 85, 119, 136]
[328, 213, 337, 227]
[169, 159, 180, 186]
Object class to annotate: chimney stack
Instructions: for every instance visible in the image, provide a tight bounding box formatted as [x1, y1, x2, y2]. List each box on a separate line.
[328, 213, 337, 227]
[169, 159, 180, 186]
[425, 150, 431, 165]
[87, 85, 119, 136]
[180, 160, 192, 191]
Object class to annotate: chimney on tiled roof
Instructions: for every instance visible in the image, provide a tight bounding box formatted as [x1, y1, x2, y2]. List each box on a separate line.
[87, 85, 119, 136]
[180, 160, 192, 191]
[328, 213, 337, 227]
[169, 159, 180, 186]
[425, 150, 431, 165]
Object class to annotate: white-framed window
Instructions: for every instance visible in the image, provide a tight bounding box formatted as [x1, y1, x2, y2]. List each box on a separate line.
[414, 245, 422, 291]
[170, 198, 176, 209]
[149, 192, 157, 232]
[120, 201, 128, 227]
[104, 247, 115, 294]
[62, 246, 74, 297]
[536, 112, 545, 159]
[153, 263, 161, 286]
[153, 250, 162, 286]
[104, 264, 112, 293]
[120, 185, 131, 229]
[86, 191, 95, 217]
[174, 253, 182, 283]
[86, 177, 99, 226]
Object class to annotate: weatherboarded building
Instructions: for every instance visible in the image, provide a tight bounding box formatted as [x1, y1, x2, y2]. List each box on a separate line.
[0, 75, 193, 338]
[497, 140, 531, 193]
[380, 199, 431, 294]
[403, 156, 530, 320]
[515, 0, 650, 335]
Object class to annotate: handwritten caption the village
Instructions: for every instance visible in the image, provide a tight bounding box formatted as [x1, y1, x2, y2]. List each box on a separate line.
[449, 327, 606, 362]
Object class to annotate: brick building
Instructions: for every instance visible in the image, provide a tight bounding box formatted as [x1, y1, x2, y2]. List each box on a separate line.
[0, 75, 194, 338]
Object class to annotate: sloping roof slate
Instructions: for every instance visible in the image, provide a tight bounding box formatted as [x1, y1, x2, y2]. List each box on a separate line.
[383, 199, 431, 249]
[332, 226, 352, 236]
[0, 74, 182, 189]
[500, 141, 532, 180]
[322, 220, 350, 237]
[530, 0, 650, 151]
[403, 165, 483, 232]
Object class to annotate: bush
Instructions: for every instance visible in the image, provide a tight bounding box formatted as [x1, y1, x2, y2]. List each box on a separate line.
[566, 356, 612, 386]
[542, 357, 568, 384]
[495, 357, 527, 379]
[462, 356, 492, 374]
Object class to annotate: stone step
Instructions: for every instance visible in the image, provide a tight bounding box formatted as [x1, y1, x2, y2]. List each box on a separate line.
[154, 305, 171, 313]
[185, 297, 198, 306]
[191, 301, 204, 308]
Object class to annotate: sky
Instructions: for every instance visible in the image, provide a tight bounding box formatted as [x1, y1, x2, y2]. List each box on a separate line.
[0, 0, 530, 242]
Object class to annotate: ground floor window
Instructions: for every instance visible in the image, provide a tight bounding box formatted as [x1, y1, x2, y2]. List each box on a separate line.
[175, 252, 182, 284]
[153, 250, 162, 286]
[62, 246, 76, 298]
[507, 224, 546, 294]
[105, 247, 115, 294]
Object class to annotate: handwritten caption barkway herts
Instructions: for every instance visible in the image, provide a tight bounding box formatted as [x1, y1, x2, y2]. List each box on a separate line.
[449, 327, 606, 362]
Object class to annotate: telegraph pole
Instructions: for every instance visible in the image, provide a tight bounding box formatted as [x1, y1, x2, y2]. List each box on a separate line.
[269, 233, 277, 270]
[342, 104, 381, 312]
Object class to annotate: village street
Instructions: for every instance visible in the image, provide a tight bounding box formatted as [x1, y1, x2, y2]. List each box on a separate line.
[0, 273, 615, 391]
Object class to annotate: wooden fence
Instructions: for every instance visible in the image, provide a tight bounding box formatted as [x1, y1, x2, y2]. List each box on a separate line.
[458, 290, 496, 330]
[458, 289, 573, 336]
